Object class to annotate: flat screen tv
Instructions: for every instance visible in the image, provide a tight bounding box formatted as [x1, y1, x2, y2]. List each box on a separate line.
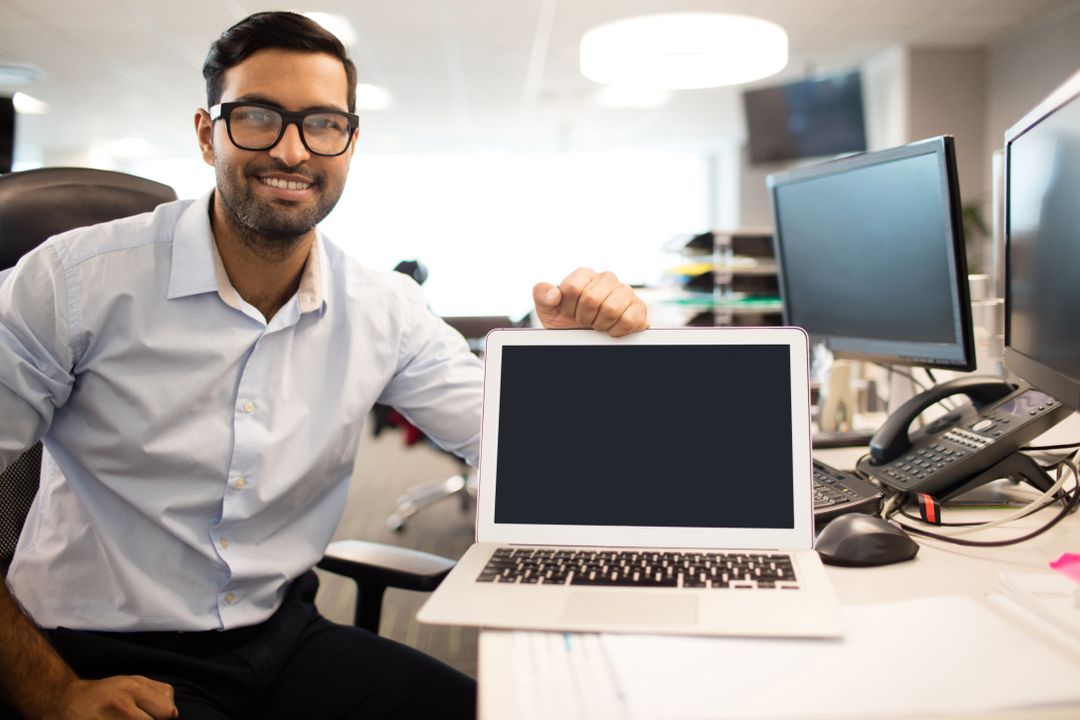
[743, 72, 867, 165]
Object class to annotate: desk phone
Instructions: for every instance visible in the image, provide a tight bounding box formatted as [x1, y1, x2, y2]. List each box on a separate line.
[857, 377, 1072, 500]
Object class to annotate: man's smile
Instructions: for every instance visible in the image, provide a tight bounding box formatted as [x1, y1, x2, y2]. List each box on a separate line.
[260, 176, 311, 191]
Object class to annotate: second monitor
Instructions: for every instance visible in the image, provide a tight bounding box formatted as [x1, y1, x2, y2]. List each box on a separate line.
[767, 136, 975, 371]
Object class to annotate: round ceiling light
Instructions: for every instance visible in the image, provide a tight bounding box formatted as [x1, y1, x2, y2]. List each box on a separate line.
[0, 63, 46, 88]
[580, 13, 788, 90]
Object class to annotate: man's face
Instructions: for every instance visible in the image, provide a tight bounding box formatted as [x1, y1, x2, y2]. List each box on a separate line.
[196, 49, 357, 245]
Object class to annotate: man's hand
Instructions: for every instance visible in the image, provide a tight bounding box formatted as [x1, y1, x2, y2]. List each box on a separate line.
[533, 268, 649, 338]
[49, 677, 178, 720]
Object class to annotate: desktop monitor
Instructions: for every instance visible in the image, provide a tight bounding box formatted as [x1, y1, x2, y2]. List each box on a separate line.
[1003, 68, 1080, 411]
[767, 136, 975, 371]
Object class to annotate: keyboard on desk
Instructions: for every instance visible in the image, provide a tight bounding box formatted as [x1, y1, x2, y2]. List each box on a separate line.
[813, 459, 883, 522]
[476, 547, 800, 589]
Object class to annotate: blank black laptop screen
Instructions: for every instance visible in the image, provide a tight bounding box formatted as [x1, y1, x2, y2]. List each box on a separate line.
[493, 344, 795, 528]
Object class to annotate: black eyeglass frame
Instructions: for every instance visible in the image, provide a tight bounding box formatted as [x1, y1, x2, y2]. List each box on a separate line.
[209, 101, 360, 157]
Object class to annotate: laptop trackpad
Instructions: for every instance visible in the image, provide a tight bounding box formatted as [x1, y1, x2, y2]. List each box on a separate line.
[560, 592, 697, 626]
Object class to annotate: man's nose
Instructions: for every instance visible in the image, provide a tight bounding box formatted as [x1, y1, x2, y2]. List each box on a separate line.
[269, 122, 310, 166]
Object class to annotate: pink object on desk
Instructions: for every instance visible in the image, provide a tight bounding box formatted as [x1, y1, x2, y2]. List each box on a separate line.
[1049, 553, 1080, 584]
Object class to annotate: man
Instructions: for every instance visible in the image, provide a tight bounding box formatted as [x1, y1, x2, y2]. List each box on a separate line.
[0, 11, 648, 719]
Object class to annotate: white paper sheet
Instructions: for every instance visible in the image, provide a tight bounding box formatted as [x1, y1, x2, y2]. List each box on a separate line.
[596, 595, 1080, 719]
[510, 631, 630, 720]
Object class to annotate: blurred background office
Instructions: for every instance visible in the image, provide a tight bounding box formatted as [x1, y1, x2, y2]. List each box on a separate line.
[2, 0, 1078, 320]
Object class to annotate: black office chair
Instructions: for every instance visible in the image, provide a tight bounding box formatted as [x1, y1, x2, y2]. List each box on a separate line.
[0, 167, 454, 635]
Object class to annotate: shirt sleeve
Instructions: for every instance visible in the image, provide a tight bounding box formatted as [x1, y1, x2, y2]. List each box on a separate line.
[0, 243, 77, 472]
[377, 275, 484, 466]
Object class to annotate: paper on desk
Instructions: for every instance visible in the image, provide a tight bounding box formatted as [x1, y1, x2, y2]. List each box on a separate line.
[996, 571, 1080, 644]
[600, 596, 1080, 720]
[510, 631, 630, 720]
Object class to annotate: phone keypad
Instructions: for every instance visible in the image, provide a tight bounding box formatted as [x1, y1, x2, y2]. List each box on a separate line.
[882, 443, 965, 485]
[943, 428, 992, 450]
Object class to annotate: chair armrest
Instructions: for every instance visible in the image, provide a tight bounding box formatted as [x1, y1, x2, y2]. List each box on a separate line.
[317, 540, 455, 593]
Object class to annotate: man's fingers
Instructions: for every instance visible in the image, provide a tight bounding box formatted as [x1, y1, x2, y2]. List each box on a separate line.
[537, 267, 649, 336]
[555, 267, 596, 324]
[532, 282, 560, 310]
[129, 676, 178, 719]
[608, 300, 649, 337]
[591, 284, 636, 333]
[569, 270, 619, 328]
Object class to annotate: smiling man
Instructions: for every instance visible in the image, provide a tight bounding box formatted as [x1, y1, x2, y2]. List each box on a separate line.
[0, 11, 647, 720]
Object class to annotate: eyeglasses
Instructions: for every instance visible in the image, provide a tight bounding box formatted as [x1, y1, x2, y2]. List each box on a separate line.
[209, 102, 360, 157]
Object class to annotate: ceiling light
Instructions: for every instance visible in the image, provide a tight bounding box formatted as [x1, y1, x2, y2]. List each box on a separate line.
[302, 12, 357, 47]
[595, 85, 672, 109]
[580, 13, 788, 90]
[0, 63, 45, 88]
[355, 83, 393, 111]
[12, 92, 48, 114]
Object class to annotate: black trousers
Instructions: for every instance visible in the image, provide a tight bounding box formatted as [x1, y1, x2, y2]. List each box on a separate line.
[3, 571, 476, 719]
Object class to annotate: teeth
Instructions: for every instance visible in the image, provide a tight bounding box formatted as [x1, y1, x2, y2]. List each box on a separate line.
[261, 177, 311, 190]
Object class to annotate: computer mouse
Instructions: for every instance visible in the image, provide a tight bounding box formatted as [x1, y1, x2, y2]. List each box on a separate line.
[814, 513, 919, 567]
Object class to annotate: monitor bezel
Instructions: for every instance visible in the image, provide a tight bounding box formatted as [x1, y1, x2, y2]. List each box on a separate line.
[766, 135, 976, 371]
[1003, 68, 1080, 411]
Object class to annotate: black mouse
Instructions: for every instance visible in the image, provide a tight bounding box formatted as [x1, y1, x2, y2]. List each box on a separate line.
[814, 514, 919, 567]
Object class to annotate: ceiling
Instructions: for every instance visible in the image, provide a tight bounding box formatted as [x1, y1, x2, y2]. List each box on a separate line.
[1, 0, 1075, 164]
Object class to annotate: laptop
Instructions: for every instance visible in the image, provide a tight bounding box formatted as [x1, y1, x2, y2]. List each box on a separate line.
[417, 327, 843, 637]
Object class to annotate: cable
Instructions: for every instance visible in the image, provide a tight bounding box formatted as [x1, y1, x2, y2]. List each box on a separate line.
[1037, 449, 1079, 473]
[896, 480, 1070, 526]
[911, 460, 1070, 536]
[875, 363, 929, 392]
[889, 459, 1079, 547]
[1022, 441, 1080, 452]
[852, 453, 875, 482]
[873, 363, 959, 413]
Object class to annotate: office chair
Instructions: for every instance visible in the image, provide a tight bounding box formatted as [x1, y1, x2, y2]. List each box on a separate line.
[0, 167, 454, 635]
[384, 315, 516, 532]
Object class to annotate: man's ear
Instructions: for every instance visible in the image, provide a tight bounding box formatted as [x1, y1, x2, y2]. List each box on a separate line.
[194, 109, 215, 166]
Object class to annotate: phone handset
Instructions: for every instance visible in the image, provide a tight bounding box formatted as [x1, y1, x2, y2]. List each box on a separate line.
[868, 376, 1015, 465]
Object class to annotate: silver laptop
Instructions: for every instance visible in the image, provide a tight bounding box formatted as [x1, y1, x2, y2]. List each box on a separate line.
[418, 327, 843, 637]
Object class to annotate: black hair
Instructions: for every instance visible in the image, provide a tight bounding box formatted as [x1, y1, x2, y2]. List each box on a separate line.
[203, 11, 358, 112]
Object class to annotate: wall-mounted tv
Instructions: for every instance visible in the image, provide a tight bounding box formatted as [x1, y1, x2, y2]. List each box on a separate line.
[743, 71, 867, 165]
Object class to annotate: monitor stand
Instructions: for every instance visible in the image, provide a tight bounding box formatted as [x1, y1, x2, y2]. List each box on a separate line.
[811, 349, 880, 449]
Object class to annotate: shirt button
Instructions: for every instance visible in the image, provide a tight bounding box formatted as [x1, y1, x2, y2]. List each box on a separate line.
[224, 592, 237, 605]
[234, 477, 247, 490]
[219, 537, 230, 550]
[241, 400, 255, 413]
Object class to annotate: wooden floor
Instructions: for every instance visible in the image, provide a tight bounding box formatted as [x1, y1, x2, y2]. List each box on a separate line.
[312, 426, 480, 678]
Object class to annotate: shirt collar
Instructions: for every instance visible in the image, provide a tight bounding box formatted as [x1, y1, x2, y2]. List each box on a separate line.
[167, 190, 328, 316]
[166, 190, 217, 301]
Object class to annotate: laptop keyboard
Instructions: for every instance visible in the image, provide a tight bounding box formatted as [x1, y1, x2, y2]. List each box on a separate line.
[476, 547, 800, 589]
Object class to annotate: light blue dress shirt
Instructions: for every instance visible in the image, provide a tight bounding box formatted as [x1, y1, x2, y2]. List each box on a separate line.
[0, 191, 483, 631]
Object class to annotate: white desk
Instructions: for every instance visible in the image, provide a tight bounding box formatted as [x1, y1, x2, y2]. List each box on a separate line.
[478, 416, 1080, 719]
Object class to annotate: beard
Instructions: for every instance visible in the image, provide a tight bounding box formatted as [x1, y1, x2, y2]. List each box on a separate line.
[214, 157, 345, 259]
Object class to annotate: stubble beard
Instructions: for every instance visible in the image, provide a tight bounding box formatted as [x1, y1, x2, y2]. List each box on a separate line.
[215, 159, 344, 261]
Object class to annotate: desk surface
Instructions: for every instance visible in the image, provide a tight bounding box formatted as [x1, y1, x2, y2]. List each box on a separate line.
[478, 415, 1080, 719]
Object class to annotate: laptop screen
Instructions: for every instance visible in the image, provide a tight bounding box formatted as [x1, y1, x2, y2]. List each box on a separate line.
[493, 344, 795, 529]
